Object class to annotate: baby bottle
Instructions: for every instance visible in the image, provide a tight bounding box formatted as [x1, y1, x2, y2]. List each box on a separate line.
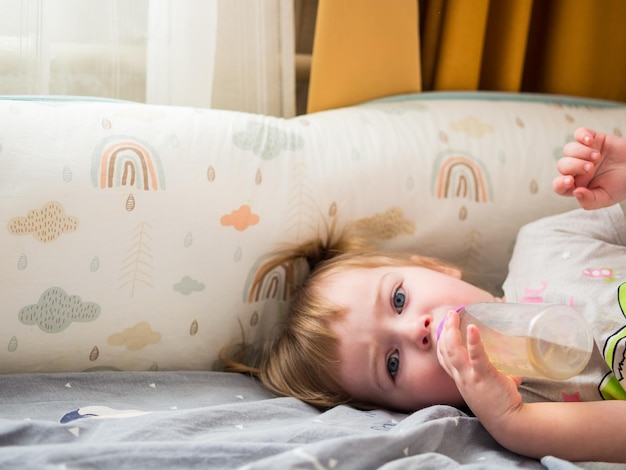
[455, 303, 594, 380]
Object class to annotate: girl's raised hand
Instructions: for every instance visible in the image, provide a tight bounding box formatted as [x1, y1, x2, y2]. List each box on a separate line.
[554, 127, 626, 210]
[436, 310, 523, 430]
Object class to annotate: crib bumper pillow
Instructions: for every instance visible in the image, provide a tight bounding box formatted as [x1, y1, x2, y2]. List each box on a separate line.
[1, 92, 624, 373]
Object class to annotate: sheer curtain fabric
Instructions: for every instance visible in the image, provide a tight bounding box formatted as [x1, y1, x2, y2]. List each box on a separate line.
[0, 0, 294, 116]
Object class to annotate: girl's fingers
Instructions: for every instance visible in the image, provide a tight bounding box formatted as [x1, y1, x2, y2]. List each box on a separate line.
[573, 127, 596, 146]
[556, 156, 595, 177]
[437, 311, 466, 372]
[572, 186, 614, 210]
[552, 175, 574, 196]
[562, 141, 601, 164]
[465, 324, 492, 374]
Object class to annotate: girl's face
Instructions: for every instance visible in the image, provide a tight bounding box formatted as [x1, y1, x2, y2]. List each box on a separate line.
[323, 265, 498, 412]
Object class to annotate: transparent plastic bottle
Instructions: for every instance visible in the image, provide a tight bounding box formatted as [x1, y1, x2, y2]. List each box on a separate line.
[456, 303, 594, 380]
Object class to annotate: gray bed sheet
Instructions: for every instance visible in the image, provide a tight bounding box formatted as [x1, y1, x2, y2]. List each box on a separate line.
[0, 371, 618, 469]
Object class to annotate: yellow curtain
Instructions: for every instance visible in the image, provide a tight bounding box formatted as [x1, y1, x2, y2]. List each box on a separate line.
[522, 0, 626, 101]
[307, 0, 626, 113]
[421, 0, 533, 92]
[307, 0, 421, 113]
[421, 0, 626, 102]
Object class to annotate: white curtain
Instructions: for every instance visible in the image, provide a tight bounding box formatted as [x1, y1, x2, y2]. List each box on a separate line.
[0, 0, 294, 117]
[146, 0, 217, 109]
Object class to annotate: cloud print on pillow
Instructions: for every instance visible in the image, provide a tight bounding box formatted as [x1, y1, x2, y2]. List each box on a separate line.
[220, 205, 260, 231]
[174, 276, 205, 295]
[19, 287, 101, 333]
[108, 322, 161, 351]
[233, 121, 304, 160]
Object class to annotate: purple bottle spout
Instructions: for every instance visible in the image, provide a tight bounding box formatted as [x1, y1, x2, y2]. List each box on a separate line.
[437, 306, 465, 340]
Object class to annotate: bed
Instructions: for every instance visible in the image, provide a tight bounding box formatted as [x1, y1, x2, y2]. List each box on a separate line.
[2, 92, 626, 468]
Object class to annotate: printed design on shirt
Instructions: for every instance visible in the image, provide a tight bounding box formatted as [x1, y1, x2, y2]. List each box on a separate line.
[519, 282, 575, 308]
[598, 282, 626, 400]
[583, 267, 616, 282]
[519, 282, 547, 303]
[561, 391, 581, 402]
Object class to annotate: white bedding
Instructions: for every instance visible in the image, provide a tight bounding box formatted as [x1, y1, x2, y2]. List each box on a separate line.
[0, 371, 601, 469]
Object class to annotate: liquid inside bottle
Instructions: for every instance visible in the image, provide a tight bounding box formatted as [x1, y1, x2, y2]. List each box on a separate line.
[457, 303, 593, 380]
[527, 337, 591, 380]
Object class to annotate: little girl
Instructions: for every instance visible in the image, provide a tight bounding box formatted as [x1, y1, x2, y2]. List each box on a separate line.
[224, 127, 626, 463]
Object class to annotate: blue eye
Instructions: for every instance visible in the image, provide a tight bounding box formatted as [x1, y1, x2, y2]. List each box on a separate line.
[387, 351, 400, 378]
[392, 286, 406, 313]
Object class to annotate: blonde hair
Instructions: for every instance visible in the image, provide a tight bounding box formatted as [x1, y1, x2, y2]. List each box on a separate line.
[221, 229, 458, 409]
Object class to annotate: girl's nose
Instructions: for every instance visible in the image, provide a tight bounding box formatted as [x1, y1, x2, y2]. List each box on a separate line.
[403, 315, 432, 350]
